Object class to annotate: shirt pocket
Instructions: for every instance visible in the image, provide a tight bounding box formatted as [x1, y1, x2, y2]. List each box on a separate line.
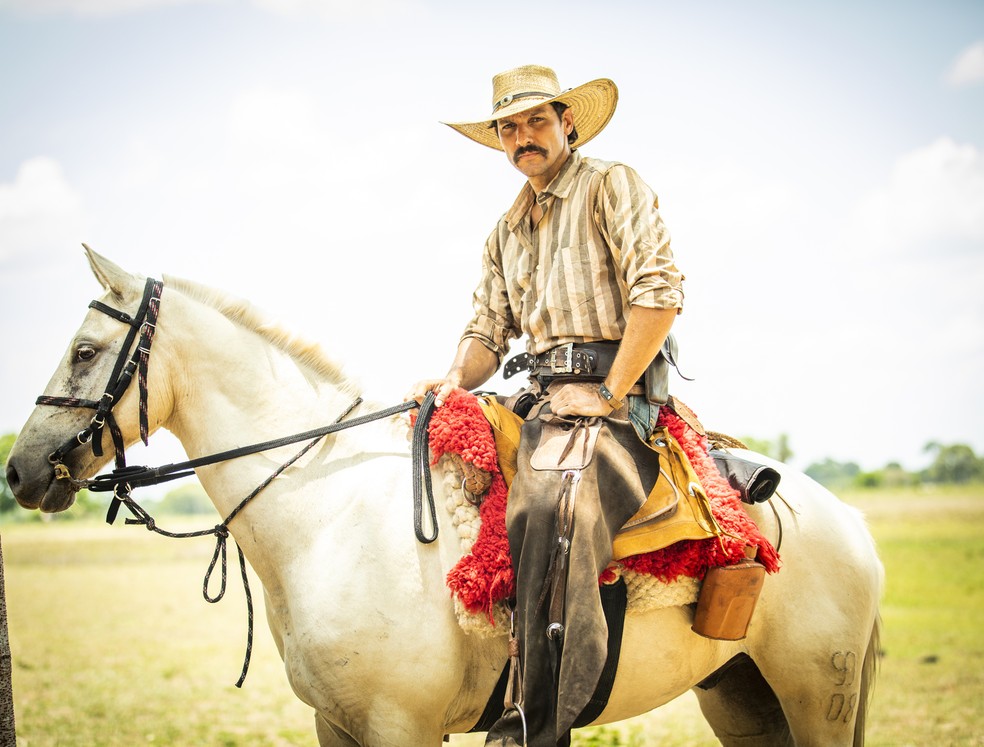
[543, 242, 597, 314]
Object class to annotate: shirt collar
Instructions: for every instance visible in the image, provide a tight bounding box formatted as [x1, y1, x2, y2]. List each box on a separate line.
[541, 149, 583, 200]
[504, 150, 583, 230]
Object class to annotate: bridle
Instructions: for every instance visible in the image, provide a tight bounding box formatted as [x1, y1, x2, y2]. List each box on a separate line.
[33, 276, 440, 686]
[39, 277, 164, 488]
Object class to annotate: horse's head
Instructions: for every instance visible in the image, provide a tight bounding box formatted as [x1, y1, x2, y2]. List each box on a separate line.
[6, 247, 173, 512]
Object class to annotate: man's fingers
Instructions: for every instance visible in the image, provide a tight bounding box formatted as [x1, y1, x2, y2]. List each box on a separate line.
[405, 380, 457, 407]
[405, 381, 436, 404]
[434, 383, 453, 407]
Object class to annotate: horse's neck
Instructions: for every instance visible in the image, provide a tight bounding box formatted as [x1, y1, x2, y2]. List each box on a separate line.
[158, 295, 402, 572]
[164, 326, 359, 478]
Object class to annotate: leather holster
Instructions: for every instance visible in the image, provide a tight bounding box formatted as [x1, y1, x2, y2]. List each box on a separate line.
[710, 449, 781, 504]
[645, 333, 687, 406]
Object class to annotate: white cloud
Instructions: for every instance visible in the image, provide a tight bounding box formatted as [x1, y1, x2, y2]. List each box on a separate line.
[0, 157, 88, 263]
[666, 162, 801, 261]
[249, 0, 421, 20]
[0, 0, 418, 18]
[118, 138, 167, 190]
[226, 87, 326, 184]
[855, 137, 984, 252]
[945, 40, 984, 88]
[0, 0, 211, 16]
[58, 82, 468, 403]
[213, 86, 347, 256]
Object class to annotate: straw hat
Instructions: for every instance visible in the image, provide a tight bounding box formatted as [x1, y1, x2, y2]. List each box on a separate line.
[444, 64, 618, 151]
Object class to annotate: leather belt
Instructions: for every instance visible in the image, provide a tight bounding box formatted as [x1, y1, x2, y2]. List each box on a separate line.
[504, 342, 620, 381]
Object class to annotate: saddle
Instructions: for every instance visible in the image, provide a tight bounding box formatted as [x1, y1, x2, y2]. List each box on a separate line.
[437, 390, 782, 622]
[440, 391, 781, 736]
[473, 394, 778, 560]
[431, 388, 782, 620]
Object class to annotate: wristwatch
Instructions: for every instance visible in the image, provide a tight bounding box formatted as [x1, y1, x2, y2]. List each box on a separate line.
[598, 382, 623, 411]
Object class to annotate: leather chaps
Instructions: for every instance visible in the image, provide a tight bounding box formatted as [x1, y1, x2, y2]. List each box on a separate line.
[485, 405, 659, 747]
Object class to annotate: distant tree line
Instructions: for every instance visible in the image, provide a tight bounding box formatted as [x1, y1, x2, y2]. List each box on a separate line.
[743, 434, 984, 490]
[2, 431, 983, 520]
[805, 441, 984, 490]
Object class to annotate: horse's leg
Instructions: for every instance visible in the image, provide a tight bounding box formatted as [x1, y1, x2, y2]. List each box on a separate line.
[316, 714, 360, 747]
[692, 655, 793, 747]
[752, 633, 876, 746]
[748, 590, 881, 746]
[315, 710, 448, 747]
[733, 476, 883, 746]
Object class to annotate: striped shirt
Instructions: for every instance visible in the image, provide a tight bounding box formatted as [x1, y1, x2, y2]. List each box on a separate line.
[461, 151, 684, 362]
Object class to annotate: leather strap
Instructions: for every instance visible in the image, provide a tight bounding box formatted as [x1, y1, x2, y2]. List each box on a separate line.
[545, 469, 579, 638]
[503, 620, 523, 711]
[666, 395, 705, 436]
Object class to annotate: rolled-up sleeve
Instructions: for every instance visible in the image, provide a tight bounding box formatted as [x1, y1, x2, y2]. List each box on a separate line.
[598, 164, 684, 312]
[460, 229, 520, 364]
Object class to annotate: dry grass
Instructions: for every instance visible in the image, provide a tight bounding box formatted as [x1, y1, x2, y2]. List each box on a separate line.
[2, 484, 982, 745]
[3, 520, 317, 746]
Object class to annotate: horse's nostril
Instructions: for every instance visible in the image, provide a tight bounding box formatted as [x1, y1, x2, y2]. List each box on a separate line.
[5, 461, 20, 493]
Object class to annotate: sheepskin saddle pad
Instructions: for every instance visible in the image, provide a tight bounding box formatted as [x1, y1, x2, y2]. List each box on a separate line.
[424, 389, 780, 635]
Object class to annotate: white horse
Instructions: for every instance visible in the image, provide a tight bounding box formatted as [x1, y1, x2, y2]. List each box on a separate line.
[6, 248, 883, 746]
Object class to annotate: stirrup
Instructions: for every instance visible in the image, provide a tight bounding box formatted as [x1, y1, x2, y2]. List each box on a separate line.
[501, 704, 527, 747]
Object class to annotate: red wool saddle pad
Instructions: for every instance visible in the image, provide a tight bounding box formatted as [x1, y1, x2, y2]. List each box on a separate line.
[426, 389, 780, 621]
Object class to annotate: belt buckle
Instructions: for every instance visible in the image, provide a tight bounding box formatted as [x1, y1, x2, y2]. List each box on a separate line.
[549, 343, 574, 375]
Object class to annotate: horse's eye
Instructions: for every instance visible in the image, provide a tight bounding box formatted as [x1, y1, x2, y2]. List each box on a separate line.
[77, 346, 97, 362]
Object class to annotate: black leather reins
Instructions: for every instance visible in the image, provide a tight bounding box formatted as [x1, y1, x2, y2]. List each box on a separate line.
[33, 276, 441, 686]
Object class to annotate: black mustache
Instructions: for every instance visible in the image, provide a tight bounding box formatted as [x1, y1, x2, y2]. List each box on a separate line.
[513, 145, 547, 164]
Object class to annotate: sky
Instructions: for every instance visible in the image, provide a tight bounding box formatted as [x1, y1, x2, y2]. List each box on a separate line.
[0, 0, 982, 478]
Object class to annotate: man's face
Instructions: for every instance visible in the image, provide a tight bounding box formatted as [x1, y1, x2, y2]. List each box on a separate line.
[496, 104, 574, 188]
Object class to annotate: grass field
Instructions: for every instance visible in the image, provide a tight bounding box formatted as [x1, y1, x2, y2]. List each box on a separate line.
[1, 484, 982, 746]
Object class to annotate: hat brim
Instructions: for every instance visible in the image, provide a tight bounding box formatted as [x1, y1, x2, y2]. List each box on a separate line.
[442, 78, 618, 151]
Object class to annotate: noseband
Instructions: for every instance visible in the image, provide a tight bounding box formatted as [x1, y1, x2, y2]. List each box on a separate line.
[38, 277, 163, 485]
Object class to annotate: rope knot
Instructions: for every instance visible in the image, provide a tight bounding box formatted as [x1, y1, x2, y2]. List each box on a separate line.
[214, 524, 230, 538]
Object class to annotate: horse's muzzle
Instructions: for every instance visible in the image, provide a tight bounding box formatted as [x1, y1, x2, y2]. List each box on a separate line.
[5, 452, 77, 513]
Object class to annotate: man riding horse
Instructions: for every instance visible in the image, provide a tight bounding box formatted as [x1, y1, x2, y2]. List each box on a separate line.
[407, 64, 684, 747]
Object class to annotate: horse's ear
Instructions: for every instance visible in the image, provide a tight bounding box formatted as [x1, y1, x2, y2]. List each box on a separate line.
[83, 243, 138, 298]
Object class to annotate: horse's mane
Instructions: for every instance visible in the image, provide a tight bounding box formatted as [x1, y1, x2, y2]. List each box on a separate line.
[163, 274, 357, 393]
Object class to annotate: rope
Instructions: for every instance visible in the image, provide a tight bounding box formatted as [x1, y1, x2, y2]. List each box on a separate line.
[112, 431, 332, 688]
[706, 430, 749, 450]
[111, 490, 251, 685]
[108, 399, 364, 687]
[101, 393, 438, 687]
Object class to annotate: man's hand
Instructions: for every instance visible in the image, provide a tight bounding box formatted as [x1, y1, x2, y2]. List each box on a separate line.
[405, 378, 460, 408]
[549, 382, 614, 418]
[405, 339, 500, 409]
